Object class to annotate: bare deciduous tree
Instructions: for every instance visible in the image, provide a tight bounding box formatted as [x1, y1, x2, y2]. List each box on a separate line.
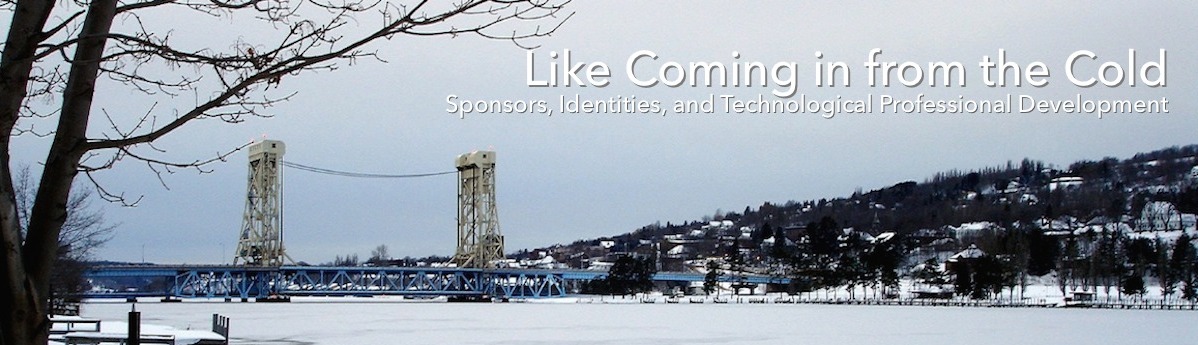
[15, 166, 115, 261]
[368, 244, 389, 265]
[15, 165, 115, 313]
[0, 0, 571, 343]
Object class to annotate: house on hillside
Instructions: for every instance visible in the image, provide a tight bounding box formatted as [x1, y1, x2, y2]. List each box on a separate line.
[1137, 201, 1184, 232]
[1001, 181, 1024, 194]
[666, 244, 696, 259]
[1019, 193, 1039, 205]
[837, 228, 874, 245]
[738, 226, 754, 239]
[1049, 176, 1084, 191]
[519, 256, 561, 269]
[584, 259, 613, 271]
[873, 232, 897, 244]
[662, 233, 685, 242]
[760, 235, 795, 254]
[566, 252, 589, 269]
[783, 224, 807, 240]
[702, 220, 735, 233]
[909, 228, 957, 259]
[946, 243, 986, 271]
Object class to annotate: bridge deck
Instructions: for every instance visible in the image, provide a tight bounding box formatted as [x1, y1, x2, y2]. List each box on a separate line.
[83, 265, 789, 299]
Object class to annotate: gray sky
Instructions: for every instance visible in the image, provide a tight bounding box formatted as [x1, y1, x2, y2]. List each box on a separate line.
[11, 1, 1198, 264]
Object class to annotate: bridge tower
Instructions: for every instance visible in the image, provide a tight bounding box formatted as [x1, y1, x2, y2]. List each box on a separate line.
[234, 140, 292, 266]
[452, 151, 504, 268]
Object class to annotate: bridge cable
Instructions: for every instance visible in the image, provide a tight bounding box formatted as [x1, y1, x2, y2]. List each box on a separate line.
[281, 161, 456, 179]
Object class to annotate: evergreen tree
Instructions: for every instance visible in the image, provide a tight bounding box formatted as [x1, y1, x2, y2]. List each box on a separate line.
[751, 223, 772, 246]
[802, 217, 842, 293]
[913, 258, 950, 288]
[1182, 280, 1198, 302]
[953, 262, 973, 298]
[1026, 227, 1059, 276]
[703, 261, 721, 296]
[1170, 234, 1196, 301]
[1125, 238, 1157, 277]
[1156, 238, 1176, 300]
[865, 235, 904, 297]
[725, 239, 745, 273]
[1093, 228, 1124, 294]
[809, 217, 841, 258]
[768, 223, 790, 261]
[836, 247, 866, 299]
[594, 256, 657, 295]
[1121, 274, 1145, 298]
[1061, 235, 1080, 289]
[971, 255, 1012, 299]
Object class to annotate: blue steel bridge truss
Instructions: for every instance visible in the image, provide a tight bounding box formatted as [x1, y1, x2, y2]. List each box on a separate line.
[83, 265, 788, 300]
[83, 266, 572, 299]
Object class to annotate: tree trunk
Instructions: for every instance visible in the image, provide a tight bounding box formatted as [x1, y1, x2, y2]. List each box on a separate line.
[0, 148, 33, 345]
[2, 0, 117, 343]
[0, 0, 64, 343]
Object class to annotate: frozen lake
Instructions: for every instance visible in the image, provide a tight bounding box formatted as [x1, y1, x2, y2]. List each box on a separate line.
[81, 299, 1196, 345]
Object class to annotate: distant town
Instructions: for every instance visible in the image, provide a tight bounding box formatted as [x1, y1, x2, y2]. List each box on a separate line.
[483, 144, 1198, 301]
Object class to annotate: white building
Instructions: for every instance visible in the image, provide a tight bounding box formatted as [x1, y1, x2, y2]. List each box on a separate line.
[1049, 176, 1084, 191]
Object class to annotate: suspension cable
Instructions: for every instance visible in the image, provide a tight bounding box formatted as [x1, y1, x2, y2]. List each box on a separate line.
[281, 161, 456, 178]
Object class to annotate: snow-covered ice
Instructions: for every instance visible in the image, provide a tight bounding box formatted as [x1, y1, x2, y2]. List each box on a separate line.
[78, 298, 1197, 345]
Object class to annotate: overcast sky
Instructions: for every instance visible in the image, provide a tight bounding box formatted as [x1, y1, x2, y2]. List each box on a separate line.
[11, 1, 1197, 264]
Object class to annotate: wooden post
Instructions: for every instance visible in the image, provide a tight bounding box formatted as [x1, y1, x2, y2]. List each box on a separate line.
[128, 306, 140, 345]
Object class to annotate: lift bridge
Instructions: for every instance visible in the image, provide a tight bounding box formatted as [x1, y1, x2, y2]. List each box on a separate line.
[83, 141, 787, 300]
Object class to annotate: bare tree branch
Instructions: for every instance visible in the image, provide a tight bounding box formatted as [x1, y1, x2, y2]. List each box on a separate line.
[115, 0, 175, 14]
[0, 1, 572, 342]
[14, 166, 115, 259]
[86, 0, 570, 152]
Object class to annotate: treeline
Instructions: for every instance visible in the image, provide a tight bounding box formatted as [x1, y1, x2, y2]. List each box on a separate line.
[538, 144, 1198, 301]
[744, 215, 1198, 301]
[769, 218, 905, 299]
[909, 229, 1198, 301]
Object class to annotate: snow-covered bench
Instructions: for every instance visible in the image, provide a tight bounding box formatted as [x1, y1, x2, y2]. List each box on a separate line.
[60, 314, 228, 345]
[50, 315, 102, 335]
[63, 332, 176, 344]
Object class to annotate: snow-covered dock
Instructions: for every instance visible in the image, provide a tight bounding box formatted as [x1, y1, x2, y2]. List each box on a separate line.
[50, 314, 228, 345]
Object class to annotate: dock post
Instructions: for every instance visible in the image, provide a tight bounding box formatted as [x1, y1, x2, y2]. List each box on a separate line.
[128, 306, 141, 345]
